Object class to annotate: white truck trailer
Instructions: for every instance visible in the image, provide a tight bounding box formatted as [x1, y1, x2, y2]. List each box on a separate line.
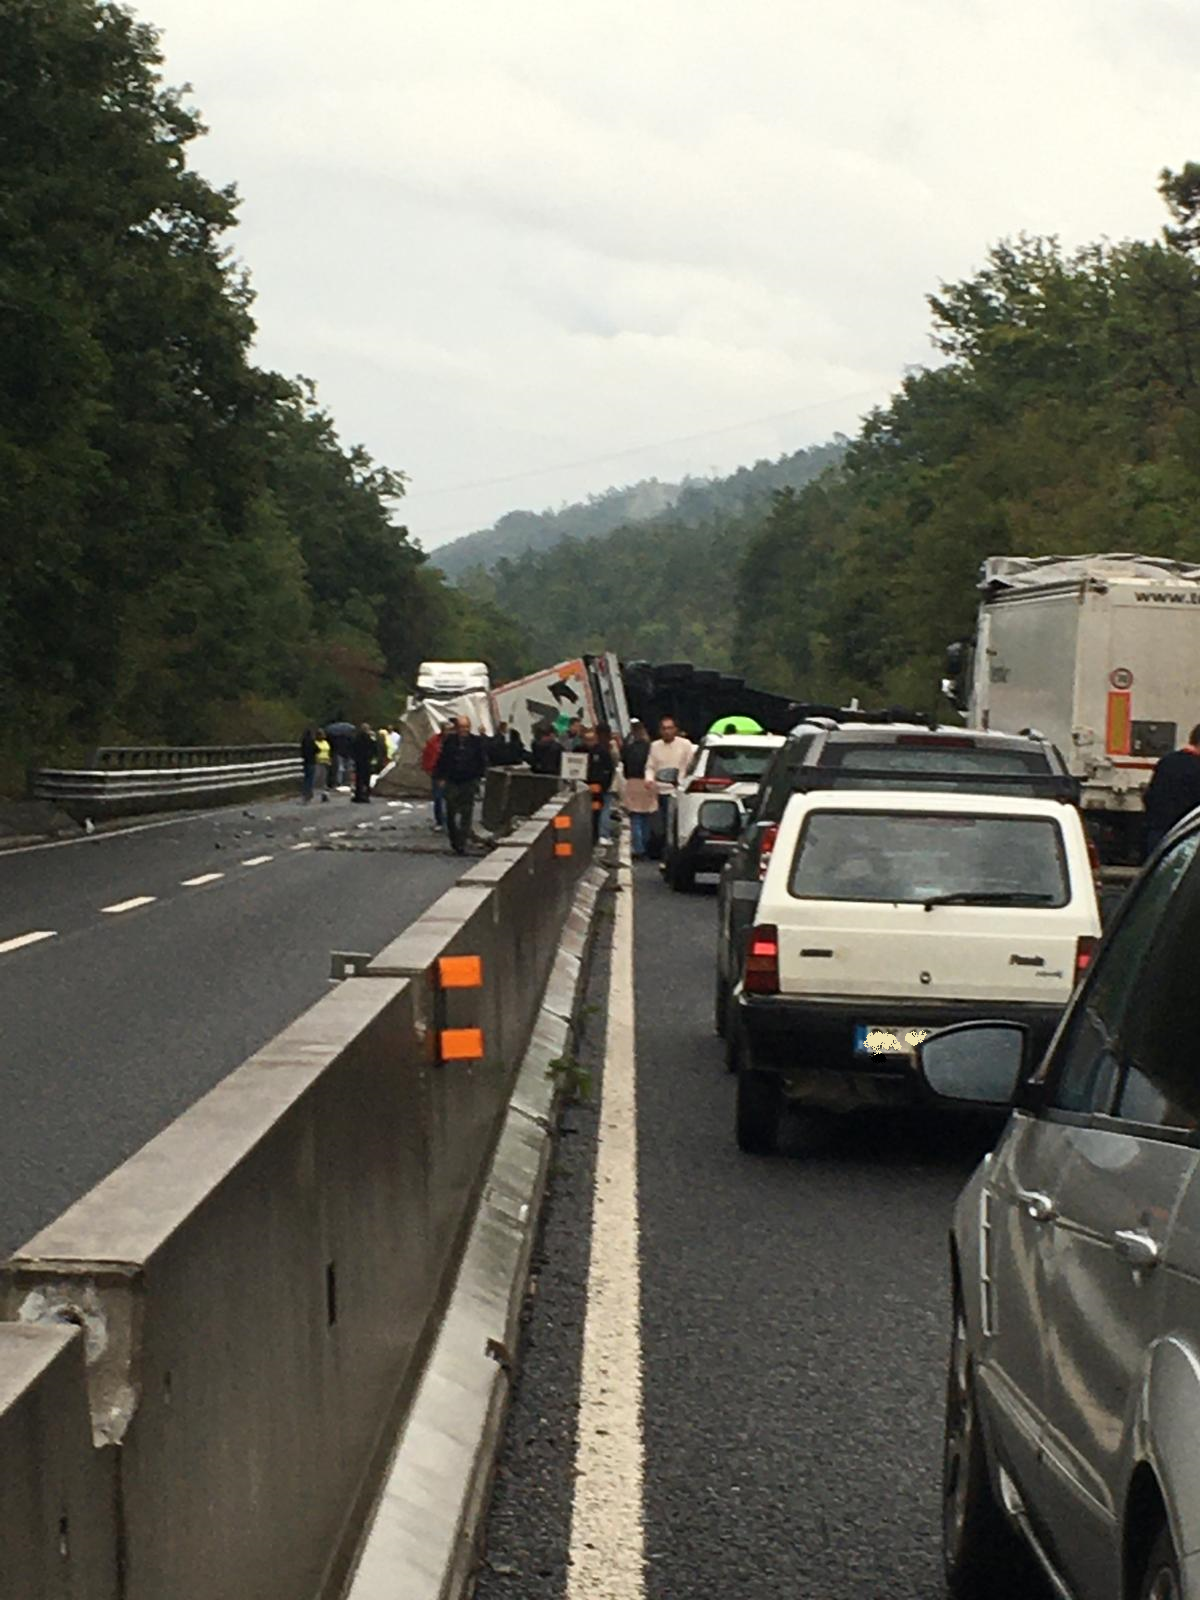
[491, 652, 630, 749]
[946, 553, 1200, 860]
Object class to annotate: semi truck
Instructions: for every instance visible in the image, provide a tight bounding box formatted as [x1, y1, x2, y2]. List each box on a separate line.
[491, 653, 630, 748]
[944, 553, 1200, 862]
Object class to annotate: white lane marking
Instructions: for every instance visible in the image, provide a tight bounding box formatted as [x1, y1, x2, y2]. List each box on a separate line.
[0, 930, 57, 956]
[181, 873, 224, 887]
[241, 855, 273, 867]
[289, 842, 314, 851]
[567, 833, 646, 1599]
[100, 896, 157, 915]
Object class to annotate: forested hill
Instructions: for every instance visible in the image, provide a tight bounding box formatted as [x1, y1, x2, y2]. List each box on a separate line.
[453, 442, 845, 666]
[0, 1, 524, 783]
[433, 446, 844, 580]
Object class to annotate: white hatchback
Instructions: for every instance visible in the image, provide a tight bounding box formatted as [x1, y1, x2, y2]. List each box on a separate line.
[662, 733, 784, 891]
[728, 789, 1101, 1152]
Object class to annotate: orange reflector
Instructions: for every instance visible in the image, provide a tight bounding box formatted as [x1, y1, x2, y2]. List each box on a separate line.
[437, 954, 483, 989]
[440, 1027, 484, 1061]
[1106, 690, 1131, 755]
[553, 815, 572, 830]
[555, 841, 574, 858]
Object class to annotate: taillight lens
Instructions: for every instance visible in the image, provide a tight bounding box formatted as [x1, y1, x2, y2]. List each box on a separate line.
[1075, 936, 1096, 983]
[757, 823, 779, 880]
[689, 775, 733, 792]
[744, 923, 780, 994]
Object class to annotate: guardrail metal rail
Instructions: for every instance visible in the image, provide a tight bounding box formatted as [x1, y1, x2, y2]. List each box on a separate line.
[31, 745, 301, 819]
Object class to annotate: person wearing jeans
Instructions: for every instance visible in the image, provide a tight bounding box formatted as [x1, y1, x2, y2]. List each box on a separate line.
[620, 720, 655, 858]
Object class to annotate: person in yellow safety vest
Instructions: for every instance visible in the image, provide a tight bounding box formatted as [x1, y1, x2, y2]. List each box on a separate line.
[314, 729, 332, 802]
[582, 727, 615, 843]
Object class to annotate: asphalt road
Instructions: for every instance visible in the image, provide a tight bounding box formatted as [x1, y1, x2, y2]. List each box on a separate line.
[478, 862, 996, 1599]
[0, 791, 466, 1254]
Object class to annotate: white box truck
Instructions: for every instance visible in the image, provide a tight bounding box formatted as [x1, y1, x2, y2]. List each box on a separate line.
[946, 553, 1200, 860]
[491, 652, 630, 749]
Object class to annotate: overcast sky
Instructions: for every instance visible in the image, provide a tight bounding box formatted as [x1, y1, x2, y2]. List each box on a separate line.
[139, 0, 1198, 551]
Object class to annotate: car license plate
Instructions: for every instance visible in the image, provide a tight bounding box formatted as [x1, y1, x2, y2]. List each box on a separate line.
[853, 1023, 931, 1057]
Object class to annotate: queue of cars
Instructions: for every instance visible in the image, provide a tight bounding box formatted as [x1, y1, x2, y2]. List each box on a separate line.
[657, 712, 1200, 1600]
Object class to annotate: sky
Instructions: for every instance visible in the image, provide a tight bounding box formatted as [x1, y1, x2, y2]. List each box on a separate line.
[138, 0, 1200, 552]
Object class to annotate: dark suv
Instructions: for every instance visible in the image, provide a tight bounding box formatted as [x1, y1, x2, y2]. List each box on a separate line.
[714, 720, 1077, 1045]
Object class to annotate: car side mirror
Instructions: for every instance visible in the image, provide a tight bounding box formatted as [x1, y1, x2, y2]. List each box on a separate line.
[697, 797, 743, 838]
[916, 1022, 1029, 1108]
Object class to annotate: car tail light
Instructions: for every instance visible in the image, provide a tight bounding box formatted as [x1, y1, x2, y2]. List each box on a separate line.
[757, 823, 779, 880]
[744, 924, 780, 994]
[689, 775, 733, 792]
[1075, 936, 1096, 983]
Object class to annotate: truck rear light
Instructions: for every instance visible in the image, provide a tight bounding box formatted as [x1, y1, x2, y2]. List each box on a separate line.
[689, 775, 733, 792]
[1075, 936, 1096, 983]
[757, 823, 779, 880]
[744, 924, 780, 995]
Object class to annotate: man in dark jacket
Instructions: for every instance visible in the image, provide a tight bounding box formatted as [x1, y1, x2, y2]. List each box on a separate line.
[351, 723, 376, 803]
[582, 727, 615, 842]
[1144, 723, 1200, 855]
[434, 715, 488, 853]
[530, 723, 562, 776]
[300, 727, 318, 802]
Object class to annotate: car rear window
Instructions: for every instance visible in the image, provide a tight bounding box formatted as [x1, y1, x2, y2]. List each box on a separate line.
[824, 743, 1051, 775]
[705, 746, 776, 781]
[787, 811, 1070, 906]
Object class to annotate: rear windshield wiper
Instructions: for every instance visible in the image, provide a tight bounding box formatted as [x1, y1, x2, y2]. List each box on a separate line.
[922, 890, 1056, 911]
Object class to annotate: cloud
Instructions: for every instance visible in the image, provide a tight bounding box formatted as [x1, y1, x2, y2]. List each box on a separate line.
[137, 0, 1200, 545]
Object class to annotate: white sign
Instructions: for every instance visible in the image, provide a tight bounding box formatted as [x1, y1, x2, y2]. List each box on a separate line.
[560, 752, 589, 783]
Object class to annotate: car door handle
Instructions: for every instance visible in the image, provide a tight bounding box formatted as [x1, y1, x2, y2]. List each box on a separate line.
[1113, 1229, 1161, 1270]
[1016, 1188, 1055, 1222]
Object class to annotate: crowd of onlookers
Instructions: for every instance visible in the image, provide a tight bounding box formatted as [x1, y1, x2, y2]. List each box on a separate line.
[300, 712, 699, 858]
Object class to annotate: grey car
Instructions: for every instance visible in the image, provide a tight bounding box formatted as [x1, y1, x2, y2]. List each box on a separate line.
[917, 811, 1200, 1600]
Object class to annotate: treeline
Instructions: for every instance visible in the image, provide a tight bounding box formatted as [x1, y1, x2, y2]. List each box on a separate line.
[457, 442, 844, 666]
[0, 0, 524, 782]
[734, 167, 1200, 709]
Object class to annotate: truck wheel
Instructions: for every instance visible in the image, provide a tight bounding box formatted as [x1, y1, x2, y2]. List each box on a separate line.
[943, 1301, 1041, 1599]
[736, 1068, 781, 1155]
[1137, 1523, 1182, 1600]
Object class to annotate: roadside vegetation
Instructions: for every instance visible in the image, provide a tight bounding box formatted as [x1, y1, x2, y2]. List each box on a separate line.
[0, 0, 526, 787]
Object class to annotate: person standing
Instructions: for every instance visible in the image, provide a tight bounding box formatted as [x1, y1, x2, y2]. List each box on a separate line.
[593, 721, 620, 843]
[314, 728, 332, 801]
[530, 722, 563, 776]
[647, 715, 696, 858]
[421, 722, 449, 830]
[434, 715, 488, 854]
[507, 726, 528, 764]
[582, 726, 615, 843]
[351, 723, 376, 804]
[562, 716, 584, 752]
[621, 720, 656, 858]
[300, 727, 318, 802]
[1144, 722, 1200, 854]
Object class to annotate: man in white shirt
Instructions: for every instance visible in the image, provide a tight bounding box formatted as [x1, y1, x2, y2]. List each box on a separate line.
[646, 715, 697, 857]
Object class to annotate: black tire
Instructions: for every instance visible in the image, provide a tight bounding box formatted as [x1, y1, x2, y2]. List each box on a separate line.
[714, 969, 730, 1037]
[736, 1068, 781, 1154]
[1138, 1523, 1183, 1600]
[943, 1301, 1041, 1599]
[668, 851, 695, 893]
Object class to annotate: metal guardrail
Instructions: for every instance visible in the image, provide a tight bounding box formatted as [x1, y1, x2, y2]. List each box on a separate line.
[31, 753, 302, 818]
[89, 744, 295, 770]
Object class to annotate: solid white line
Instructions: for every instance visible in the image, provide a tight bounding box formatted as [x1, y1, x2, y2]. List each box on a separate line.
[181, 873, 224, 887]
[0, 930, 57, 956]
[100, 896, 156, 915]
[241, 855, 273, 867]
[566, 833, 646, 1599]
[289, 842, 314, 851]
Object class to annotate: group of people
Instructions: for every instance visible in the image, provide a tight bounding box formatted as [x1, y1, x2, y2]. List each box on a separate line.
[299, 723, 400, 805]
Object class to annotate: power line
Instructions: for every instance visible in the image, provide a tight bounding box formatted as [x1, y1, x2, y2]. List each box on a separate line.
[410, 387, 881, 501]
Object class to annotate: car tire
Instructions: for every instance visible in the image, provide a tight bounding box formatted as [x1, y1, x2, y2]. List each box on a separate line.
[714, 970, 729, 1037]
[943, 1301, 1041, 1600]
[668, 851, 695, 893]
[736, 1067, 781, 1155]
[1138, 1523, 1183, 1600]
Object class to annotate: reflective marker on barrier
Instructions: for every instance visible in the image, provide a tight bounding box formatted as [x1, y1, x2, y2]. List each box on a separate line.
[440, 1027, 485, 1062]
[437, 954, 484, 989]
[553, 815, 572, 830]
[555, 842, 574, 858]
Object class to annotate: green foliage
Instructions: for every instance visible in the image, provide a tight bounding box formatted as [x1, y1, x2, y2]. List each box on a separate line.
[0, 0, 528, 778]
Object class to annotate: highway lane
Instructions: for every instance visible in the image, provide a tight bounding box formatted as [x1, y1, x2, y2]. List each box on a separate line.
[0, 792, 463, 1254]
[478, 860, 993, 1599]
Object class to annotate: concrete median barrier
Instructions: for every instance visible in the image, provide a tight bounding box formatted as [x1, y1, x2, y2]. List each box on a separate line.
[0, 788, 595, 1600]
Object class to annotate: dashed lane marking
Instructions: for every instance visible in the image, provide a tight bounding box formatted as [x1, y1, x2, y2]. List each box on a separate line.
[0, 930, 57, 956]
[100, 896, 157, 915]
[181, 873, 224, 887]
[566, 832, 646, 1600]
[241, 855, 274, 867]
[289, 842, 315, 851]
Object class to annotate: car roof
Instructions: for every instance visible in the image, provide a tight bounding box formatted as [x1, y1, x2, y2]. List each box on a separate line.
[790, 722, 1053, 751]
[700, 733, 786, 748]
[786, 789, 1078, 820]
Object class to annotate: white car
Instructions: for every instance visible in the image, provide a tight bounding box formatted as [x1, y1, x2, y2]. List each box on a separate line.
[727, 788, 1101, 1152]
[662, 734, 784, 892]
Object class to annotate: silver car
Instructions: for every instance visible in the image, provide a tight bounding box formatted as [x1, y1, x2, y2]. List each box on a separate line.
[917, 814, 1200, 1600]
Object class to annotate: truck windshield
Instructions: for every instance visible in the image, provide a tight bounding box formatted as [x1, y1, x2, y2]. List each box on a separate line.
[788, 812, 1070, 906]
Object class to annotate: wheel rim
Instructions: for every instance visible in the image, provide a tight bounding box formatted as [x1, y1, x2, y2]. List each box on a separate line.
[1147, 1567, 1179, 1600]
[943, 1310, 973, 1561]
